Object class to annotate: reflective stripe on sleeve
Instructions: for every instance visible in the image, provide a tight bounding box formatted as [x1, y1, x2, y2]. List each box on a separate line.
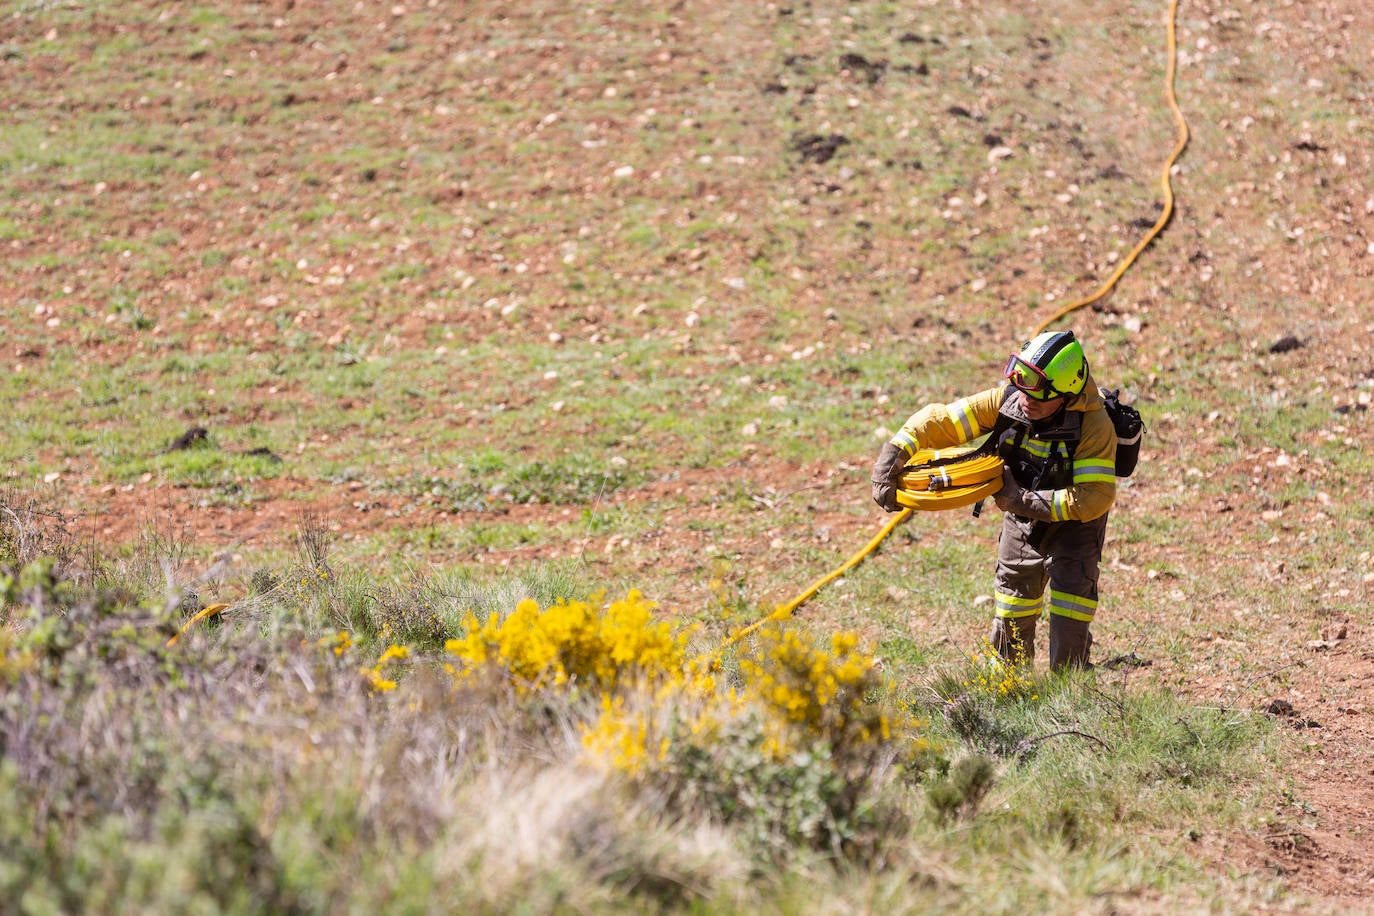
[891, 429, 918, 456]
[948, 397, 980, 441]
[1073, 458, 1116, 484]
[1047, 588, 1097, 621]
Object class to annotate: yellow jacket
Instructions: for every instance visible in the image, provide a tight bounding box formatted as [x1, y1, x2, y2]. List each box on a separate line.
[889, 376, 1117, 522]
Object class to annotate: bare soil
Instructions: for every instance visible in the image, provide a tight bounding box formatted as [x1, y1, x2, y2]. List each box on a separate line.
[5, 0, 1373, 907]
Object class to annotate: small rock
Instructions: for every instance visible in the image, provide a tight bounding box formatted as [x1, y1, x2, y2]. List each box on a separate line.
[1101, 652, 1152, 670]
[1263, 698, 1295, 717]
[792, 133, 849, 164]
[1268, 335, 1302, 354]
[1320, 623, 1348, 643]
[167, 427, 210, 451]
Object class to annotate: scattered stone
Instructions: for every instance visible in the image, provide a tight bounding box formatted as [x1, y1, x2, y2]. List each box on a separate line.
[792, 133, 848, 164]
[242, 447, 282, 463]
[837, 52, 886, 84]
[167, 426, 209, 451]
[1101, 652, 1153, 670]
[1268, 335, 1302, 354]
[1307, 622, 1348, 650]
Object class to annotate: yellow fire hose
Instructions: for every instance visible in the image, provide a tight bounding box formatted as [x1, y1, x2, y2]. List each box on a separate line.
[725, 0, 1188, 648]
[894, 448, 1005, 511]
[1028, 0, 1189, 338]
[166, 603, 231, 647]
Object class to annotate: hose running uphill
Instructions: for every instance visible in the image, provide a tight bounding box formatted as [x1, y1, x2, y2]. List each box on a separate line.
[724, 0, 1190, 646]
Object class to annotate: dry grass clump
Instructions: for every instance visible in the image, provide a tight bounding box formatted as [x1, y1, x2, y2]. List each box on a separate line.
[0, 488, 1280, 912]
[0, 496, 929, 911]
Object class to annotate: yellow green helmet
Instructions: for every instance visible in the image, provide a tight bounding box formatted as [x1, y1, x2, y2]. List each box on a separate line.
[1004, 330, 1088, 400]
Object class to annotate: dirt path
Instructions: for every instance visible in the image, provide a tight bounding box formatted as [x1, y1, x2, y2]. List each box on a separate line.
[1252, 636, 1374, 907]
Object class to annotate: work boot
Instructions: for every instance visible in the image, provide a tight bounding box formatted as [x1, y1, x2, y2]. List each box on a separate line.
[990, 616, 1036, 666]
[1048, 616, 1093, 671]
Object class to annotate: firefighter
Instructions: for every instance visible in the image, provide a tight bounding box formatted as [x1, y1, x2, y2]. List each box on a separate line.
[871, 330, 1117, 671]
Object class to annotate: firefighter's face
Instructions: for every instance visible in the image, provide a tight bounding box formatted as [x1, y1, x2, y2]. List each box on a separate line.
[1018, 389, 1065, 420]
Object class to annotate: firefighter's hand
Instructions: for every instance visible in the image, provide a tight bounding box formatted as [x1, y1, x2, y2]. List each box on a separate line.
[871, 442, 907, 512]
[992, 466, 1026, 513]
[872, 480, 900, 512]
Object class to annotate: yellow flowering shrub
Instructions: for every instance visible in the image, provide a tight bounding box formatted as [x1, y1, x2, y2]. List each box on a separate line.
[0, 626, 39, 685]
[319, 630, 353, 657]
[361, 643, 411, 694]
[444, 590, 690, 694]
[579, 694, 675, 777]
[965, 642, 1037, 702]
[735, 625, 896, 758]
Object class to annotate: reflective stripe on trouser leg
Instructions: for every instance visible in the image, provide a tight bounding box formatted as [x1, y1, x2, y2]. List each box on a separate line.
[1047, 588, 1097, 621]
[993, 591, 1042, 620]
[994, 514, 1048, 617]
[1042, 514, 1106, 621]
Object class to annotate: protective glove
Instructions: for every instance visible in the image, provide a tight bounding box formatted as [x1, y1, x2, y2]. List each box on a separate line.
[871, 442, 908, 512]
[992, 466, 1053, 521]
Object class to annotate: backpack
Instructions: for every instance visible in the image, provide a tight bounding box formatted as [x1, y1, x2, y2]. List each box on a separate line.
[1100, 388, 1144, 477]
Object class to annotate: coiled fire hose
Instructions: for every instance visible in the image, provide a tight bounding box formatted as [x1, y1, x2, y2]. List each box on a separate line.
[724, 0, 1188, 649]
[894, 448, 1005, 511]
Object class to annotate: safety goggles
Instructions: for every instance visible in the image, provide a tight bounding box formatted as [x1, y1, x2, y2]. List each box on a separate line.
[1003, 354, 1065, 401]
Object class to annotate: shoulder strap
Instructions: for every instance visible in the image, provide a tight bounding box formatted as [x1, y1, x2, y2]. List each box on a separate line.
[970, 386, 1019, 457]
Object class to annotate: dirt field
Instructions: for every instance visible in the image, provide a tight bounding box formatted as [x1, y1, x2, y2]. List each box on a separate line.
[4, 0, 1373, 907]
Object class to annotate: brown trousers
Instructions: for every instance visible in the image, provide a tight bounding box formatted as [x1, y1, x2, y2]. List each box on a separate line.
[988, 512, 1108, 671]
